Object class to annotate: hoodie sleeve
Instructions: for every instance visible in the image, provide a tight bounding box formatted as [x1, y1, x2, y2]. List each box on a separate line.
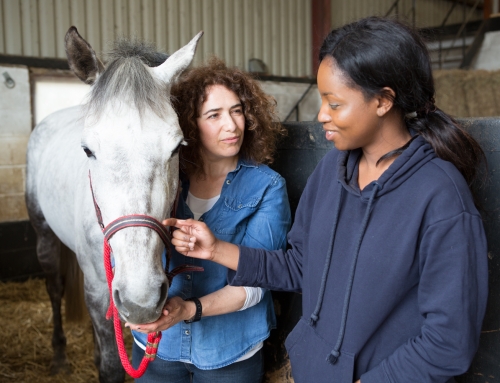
[361, 212, 488, 383]
[228, 170, 318, 293]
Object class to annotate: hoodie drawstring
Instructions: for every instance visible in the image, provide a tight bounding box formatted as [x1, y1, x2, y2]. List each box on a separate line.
[327, 183, 380, 364]
[309, 183, 343, 325]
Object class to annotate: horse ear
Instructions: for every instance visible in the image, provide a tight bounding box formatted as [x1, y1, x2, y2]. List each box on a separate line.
[150, 31, 203, 84]
[65, 26, 104, 85]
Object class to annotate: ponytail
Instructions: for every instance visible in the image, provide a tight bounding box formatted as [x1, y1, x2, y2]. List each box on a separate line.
[406, 108, 486, 189]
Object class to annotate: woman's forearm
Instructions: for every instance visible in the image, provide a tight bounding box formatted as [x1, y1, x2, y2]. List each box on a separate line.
[199, 285, 247, 316]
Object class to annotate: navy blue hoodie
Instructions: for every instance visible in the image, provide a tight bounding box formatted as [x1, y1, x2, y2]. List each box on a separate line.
[230, 136, 488, 383]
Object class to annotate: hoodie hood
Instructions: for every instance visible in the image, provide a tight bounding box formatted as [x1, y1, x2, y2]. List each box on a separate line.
[337, 135, 437, 198]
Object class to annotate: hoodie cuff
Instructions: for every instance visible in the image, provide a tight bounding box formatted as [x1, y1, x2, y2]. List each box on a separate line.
[227, 245, 259, 286]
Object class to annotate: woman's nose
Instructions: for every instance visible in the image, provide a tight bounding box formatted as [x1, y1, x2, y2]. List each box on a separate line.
[223, 114, 238, 131]
[317, 103, 332, 123]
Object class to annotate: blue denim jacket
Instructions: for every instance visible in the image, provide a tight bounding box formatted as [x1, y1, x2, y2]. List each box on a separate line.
[133, 159, 291, 369]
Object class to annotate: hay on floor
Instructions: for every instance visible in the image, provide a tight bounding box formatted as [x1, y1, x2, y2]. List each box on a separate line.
[0, 278, 134, 382]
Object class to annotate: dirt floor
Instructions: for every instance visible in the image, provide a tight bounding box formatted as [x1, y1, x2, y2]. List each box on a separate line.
[0, 278, 134, 383]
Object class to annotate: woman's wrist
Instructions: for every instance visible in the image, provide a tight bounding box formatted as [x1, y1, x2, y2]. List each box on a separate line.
[212, 241, 239, 270]
[183, 297, 202, 323]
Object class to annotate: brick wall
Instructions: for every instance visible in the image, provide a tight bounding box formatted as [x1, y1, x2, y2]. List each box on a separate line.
[0, 65, 31, 223]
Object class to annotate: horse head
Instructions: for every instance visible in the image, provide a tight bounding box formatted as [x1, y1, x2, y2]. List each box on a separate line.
[65, 27, 202, 324]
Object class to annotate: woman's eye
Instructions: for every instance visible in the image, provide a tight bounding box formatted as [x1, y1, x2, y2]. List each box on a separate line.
[232, 108, 243, 115]
[82, 147, 95, 158]
[329, 104, 339, 110]
[208, 113, 218, 119]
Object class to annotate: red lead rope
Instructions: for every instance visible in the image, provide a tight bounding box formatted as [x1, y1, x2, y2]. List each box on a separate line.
[103, 239, 161, 378]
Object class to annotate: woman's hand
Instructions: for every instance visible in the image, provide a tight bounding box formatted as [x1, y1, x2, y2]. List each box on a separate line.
[126, 296, 195, 333]
[163, 218, 240, 270]
[163, 218, 218, 261]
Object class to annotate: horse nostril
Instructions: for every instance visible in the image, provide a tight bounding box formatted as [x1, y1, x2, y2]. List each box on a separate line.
[113, 290, 130, 318]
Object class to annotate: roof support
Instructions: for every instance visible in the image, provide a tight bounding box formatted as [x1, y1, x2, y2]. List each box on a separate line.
[311, 0, 331, 76]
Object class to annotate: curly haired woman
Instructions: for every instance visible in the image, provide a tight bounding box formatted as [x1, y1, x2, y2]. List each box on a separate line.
[130, 57, 291, 383]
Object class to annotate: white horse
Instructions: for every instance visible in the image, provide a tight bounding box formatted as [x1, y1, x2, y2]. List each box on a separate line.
[25, 27, 202, 382]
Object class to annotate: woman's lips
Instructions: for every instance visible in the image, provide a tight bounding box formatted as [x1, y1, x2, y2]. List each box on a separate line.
[222, 136, 240, 143]
[325, 130, 335, 139]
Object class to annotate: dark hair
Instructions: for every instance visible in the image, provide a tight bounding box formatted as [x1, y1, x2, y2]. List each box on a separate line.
[171, 57, 285, 177]
[319, 16, 485, 188]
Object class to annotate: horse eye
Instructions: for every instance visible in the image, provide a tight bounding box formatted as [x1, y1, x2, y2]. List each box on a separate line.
[82, 147, 95, 158]
[172, 141, 186, 156]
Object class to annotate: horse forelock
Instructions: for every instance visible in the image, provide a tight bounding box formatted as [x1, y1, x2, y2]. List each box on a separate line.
[85, 38, 172, 121]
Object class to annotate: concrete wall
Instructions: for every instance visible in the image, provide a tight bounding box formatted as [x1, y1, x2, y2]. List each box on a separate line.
[260, 81, 319, 122]
[472, 30, 500, 71]
[0, 65, 31, 222]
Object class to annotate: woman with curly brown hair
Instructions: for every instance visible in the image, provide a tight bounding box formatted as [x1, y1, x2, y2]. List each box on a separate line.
[130, 57, 291, 383]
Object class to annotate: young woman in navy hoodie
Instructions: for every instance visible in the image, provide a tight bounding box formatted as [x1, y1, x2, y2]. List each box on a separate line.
[161, 17, 488, 383]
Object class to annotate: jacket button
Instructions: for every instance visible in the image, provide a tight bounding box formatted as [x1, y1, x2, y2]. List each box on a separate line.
[184, 330, 190, 335]
[238, 204, 242, 208]
[186, 274, 191, 280]
[226, 179, 231, 184]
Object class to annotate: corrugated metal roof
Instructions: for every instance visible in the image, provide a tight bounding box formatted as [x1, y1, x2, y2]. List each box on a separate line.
[0, 0, 312, 77]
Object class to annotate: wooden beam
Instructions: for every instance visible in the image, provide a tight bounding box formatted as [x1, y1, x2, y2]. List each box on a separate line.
[444, 0, 484, 9]
[311, 0, 331, 76]
[0, 54, 69, 70]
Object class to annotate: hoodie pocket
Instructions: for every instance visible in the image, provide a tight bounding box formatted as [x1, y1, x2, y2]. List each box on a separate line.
[285, 318, 355, 383]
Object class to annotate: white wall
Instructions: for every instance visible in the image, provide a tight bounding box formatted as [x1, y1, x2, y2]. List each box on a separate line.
[34, 77, 89, 124]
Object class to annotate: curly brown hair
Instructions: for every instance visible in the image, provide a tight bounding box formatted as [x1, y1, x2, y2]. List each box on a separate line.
[171, 57, 286, 177]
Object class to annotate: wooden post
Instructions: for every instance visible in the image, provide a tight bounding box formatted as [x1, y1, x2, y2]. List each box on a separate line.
[484, 0, 492, 19]
[311, 0, 331, 76]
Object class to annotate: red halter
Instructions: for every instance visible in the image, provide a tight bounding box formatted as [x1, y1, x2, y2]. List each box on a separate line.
[89, 171, 203, 378]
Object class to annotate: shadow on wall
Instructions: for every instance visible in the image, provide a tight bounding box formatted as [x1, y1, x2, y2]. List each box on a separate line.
[434, 69, 500, 117]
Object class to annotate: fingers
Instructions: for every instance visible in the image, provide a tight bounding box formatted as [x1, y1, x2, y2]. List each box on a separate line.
[171, 231, 196, 251]
[162, 218, 195, 229]
[125, 316, 174, 333]
[125, 322, 154, 333]
[162, 218, 179, 227]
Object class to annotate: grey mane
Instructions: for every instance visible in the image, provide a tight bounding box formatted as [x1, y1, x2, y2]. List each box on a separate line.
[86, 38, 171, 120]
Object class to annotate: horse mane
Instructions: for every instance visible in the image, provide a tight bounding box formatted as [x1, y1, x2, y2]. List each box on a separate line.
[86, 38, 171, 120]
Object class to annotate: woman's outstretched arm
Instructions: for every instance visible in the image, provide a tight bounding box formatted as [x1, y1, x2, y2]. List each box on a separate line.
[163, 218, 240, 270]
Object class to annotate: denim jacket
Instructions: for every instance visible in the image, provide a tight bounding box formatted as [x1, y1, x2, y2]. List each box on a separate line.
[133, 159, 291, 369]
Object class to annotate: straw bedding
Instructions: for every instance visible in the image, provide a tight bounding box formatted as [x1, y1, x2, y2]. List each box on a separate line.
[0, 278, 134, 383]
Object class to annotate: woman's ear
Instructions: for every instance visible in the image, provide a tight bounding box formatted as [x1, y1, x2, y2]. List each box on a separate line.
[376, 87, 396, 117]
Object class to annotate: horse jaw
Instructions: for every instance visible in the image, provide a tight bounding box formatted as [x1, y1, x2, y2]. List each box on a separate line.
[149, 31, 203, 84]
